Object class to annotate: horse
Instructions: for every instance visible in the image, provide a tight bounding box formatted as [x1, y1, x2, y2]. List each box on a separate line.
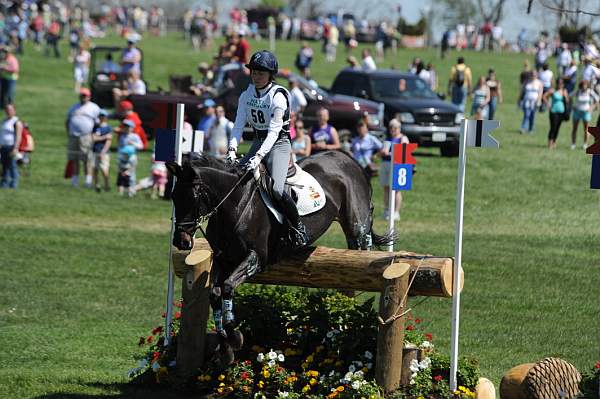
[166, 151, 392, 364]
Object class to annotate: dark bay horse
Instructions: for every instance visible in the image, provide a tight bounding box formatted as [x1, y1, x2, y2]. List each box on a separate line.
[166, 151, 392, 363]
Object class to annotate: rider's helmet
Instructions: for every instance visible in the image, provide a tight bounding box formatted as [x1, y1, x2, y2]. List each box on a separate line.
[245, 50, 279, 75]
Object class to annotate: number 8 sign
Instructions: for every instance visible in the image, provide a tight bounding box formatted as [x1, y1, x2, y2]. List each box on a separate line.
[392, 164, 413, 190]
[391, 143, 417, 191]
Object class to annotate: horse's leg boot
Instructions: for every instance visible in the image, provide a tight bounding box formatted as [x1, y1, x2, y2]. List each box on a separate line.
[279, 191, 309, 249]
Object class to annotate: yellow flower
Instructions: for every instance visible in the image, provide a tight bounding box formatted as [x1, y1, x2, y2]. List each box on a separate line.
[217, 388, 224, 394]
[302, 385, 311, 392]
[417, 396, 425, 399]
[336, 386, 345, 392]
[310, 377, 317, 385]
[258, 380, 265, 388]
[263, 370, 271, 378]
[218, 374, 225, 381]
[307, 370, 319, 377]
[219, 382, 225, 387]
[301, 362, 309, 369]
[306, 355, 314, 363]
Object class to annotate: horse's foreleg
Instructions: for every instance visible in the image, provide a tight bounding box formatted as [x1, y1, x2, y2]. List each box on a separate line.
[221, 250, 262, 349]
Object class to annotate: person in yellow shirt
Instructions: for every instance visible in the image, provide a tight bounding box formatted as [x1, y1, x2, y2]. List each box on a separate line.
[448, 56, 472, 113]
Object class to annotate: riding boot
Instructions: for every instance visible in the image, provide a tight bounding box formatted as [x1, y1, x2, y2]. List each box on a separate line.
[278, 191, 309, 249]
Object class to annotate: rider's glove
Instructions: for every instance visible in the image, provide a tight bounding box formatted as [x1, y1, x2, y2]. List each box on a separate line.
[245, 154, 262, 171]
[225, 148, 237, 165]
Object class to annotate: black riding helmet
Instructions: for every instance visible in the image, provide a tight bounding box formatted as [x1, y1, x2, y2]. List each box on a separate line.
[245, 50, 279, 74]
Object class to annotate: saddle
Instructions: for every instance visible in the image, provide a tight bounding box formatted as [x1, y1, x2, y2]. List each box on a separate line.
[257, 163, 326, 224]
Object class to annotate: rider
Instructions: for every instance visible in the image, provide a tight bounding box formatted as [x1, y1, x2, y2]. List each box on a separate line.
[226, 50, 309, 249]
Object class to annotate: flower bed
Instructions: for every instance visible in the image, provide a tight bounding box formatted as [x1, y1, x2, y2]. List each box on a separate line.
[129, 286, 480, 398]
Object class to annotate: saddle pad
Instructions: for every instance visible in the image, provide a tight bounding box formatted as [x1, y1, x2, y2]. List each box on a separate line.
[259, 164, 327, 224]
[288, 165, 326, 216]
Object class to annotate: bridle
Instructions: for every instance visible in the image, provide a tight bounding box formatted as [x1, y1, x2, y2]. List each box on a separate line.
[174, 169, 251, 237]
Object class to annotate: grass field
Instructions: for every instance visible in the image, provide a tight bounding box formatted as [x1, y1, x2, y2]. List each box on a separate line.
[0, 32, 599, 398]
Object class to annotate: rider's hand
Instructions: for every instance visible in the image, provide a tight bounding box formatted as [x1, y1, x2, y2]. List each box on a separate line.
[225, 148, 237, 165]
[245, 155, 262, 171]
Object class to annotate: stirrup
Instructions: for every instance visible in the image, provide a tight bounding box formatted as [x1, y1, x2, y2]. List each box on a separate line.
[289, 222, 309, 248]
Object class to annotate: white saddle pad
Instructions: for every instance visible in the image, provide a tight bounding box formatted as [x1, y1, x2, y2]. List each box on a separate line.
[259, 164, 327, 224]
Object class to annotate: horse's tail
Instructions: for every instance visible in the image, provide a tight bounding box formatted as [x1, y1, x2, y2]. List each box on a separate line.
[371, 229, 396, 248]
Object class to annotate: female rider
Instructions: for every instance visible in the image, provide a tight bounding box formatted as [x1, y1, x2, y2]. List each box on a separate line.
[226, 50, 308, 248]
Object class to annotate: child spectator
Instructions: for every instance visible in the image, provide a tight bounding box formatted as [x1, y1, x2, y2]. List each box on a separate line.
[91, 109, 112, 192]
[117, 100, 148, 149]
[117, 119, 143, 196]
[351, 119, 382, 175]
[151, 157, 168, 199]
[379, 119, 408, 221]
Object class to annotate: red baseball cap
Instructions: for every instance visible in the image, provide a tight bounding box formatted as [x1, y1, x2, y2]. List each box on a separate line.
[79, 88, 91, 97]
[119, 100, 133, 110]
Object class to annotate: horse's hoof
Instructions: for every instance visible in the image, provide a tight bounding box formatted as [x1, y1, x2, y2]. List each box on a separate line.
[215, 344, 235, 366]
[225, 329, 244, 351]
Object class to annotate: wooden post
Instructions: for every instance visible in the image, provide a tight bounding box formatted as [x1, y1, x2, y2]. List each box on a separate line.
[174, 248, 212, 380]
[375, 263, 410, 393]
[400, 346, 422, 386]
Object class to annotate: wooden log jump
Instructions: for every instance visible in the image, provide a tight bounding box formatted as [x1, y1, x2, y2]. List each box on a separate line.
[172, 238, 462, 393]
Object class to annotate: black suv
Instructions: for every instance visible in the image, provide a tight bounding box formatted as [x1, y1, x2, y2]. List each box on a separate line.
[330, 69, 464, 156]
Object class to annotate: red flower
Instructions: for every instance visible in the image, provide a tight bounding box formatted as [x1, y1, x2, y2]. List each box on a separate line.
[174, 301, 183, 308]
[152, 326, 163, 335]
[146, 335, 154, 344]
[415, 318, 422, 324]
[434, 375, 443, 381]
[138, 337, 146, 346]
[595, 362, 600, 369]
[425, 333, 433, 341]
[244, 360, 252, 365]
[152, 351, 160, 360]
[174, 312, 181, 320]
[406, 325, 414, 331]
[241, 371, 250, 380]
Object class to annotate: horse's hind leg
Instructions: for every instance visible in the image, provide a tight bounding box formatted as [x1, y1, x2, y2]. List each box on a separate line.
[221, 250, 262, 349]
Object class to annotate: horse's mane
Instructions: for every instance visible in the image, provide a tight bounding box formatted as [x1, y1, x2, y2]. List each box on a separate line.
[182, 153, 245, 178]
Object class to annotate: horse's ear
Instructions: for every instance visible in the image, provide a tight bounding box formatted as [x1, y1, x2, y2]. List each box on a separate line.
[166, 161, 183, 177]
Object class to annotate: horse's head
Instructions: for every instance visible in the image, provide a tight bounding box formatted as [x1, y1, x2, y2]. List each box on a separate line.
[166, 159, 211, 251]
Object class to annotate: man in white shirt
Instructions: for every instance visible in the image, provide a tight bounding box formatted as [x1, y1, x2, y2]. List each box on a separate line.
[361, 48, 377, 71]
[557, 43, 572, 75]
[289, 79, 307, 115]
[66, 88, 100, 187]
[112, 70, 146, 105]
[539, 63, 553, 111]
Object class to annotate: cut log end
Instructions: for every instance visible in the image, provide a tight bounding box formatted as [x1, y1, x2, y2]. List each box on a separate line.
[440, 259, 464, 297]
[383, 263, 411, 280]
[186, 249, 212, 266]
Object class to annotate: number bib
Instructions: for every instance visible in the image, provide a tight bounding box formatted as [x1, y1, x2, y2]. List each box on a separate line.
[242, 84, 290, 133]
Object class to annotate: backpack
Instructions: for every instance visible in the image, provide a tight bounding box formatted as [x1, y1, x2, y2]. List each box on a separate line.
[17, 121, 34, 153]
[454, 67, 465, 87]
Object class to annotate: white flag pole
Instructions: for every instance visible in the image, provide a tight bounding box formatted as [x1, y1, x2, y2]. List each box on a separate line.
[387, 143, 395, 252]
[165, 103, 185, 346]
[450, 119, 467, 390]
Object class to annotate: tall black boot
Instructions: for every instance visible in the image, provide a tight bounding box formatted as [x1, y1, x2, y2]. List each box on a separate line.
[278, 192, 309, 249]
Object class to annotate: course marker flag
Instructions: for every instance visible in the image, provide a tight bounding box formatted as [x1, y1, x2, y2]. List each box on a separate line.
[450, 119, 500, 391]
[464, 119, 500, 148]
[388, 143, 418, 252]
[155, 129, 204, 161]
[392, 143, 418, 164]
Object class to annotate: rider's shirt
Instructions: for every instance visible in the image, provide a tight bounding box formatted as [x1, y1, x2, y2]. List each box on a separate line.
[231, 83, 291, 158]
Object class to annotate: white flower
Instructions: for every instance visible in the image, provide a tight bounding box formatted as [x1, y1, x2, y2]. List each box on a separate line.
[353, 361, 363, 368]
[420, 341, 433, 349]
[343, 371, 353, 382]
[268, 360, 276, 367]
[257, 353, 265, 362]
[352, 380, 361, 390]
[410, 378, 415, 385]
[348, 365, 356, 373]
[278, 353, 285, 362]
[152, 361, 160, 372]
[364, 351, 373, 360]
[268, 350, 278, 360]
[354, 370, 364, 379]
[277, 392, 290, 398]
[419, 357, 431, 369]
[409, 359, 420, 373]
[329, 370, 336, 377]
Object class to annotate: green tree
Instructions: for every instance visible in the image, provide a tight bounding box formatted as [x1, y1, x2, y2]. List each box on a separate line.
[260, 0, 288, 9]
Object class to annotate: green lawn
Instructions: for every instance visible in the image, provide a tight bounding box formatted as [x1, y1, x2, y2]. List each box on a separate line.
[1, 33, 599, 398]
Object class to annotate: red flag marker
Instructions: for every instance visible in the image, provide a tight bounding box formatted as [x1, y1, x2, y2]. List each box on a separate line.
[393, 143, 418, 165]
[586, 126, 600, 155]
[149, 102, 177, 129]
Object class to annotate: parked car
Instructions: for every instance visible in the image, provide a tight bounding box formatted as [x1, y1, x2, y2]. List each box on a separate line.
[89, 46, 145, 108]
[330, 69, 464, 156]
[129, 63, 383, 142]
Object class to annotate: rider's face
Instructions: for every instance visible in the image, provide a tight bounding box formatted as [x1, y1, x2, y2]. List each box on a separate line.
[251, 69, 270, 88]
